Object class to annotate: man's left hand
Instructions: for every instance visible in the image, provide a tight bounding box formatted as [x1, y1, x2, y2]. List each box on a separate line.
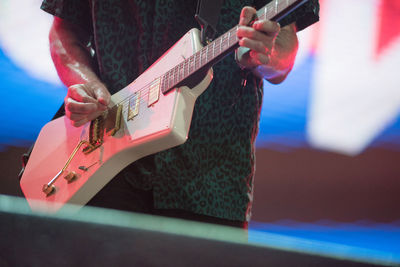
[235, 6, 298, 83]
[236, 6, 280, 69]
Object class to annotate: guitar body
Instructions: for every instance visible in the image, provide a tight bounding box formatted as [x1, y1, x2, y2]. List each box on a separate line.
[20, 28, 212, 212]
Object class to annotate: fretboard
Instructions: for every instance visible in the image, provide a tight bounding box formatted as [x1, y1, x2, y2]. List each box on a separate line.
[161, 0, 308, 94]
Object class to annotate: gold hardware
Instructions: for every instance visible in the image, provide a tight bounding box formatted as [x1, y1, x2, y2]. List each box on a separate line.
[64, 171, 77, 183]
[83, 116, 104, 154]
[42, 184, 55, 196]
[106, 104, 123, 136]
[148, 78, 161, 106]
[82, 142, 101, 154]
[128, 92, 140, 121]
[42, 140, 89, 196]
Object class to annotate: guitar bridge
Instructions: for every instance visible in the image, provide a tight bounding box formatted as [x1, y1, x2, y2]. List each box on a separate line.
[83, 116, 105, 154]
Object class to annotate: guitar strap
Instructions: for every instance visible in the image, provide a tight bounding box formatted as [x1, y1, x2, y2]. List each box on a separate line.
[195, 0, 224, 45]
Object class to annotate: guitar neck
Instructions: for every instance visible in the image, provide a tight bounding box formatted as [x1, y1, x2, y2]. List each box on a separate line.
[161, 0, 307, 94]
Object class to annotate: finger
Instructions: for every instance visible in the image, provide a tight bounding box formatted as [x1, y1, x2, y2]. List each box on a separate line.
[68, 112, 88, 122]
[252, 20, 280, 37]
[237, 25, 275, 47]
[249, 50, 271, 66]
[239, 37, 271, 55]
[238, 49, 270, 69]
[239, 6, 257, 26]
[66, 107, 104, 126]
[93, 86, 111, 107]
[65, 97, 98, 114]
[67, 84, 98, 104]
[71, 118, 89, 127]
[85, 82, 111, 107]
[65, 108, 88, 127]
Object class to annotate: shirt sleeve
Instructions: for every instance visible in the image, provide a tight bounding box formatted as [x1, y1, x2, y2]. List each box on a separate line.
[41, 0, 92, 31]
[254, 0, 320, 31]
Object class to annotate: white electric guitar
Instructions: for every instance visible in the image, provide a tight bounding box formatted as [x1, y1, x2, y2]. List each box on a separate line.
[20, 0, 308, 212]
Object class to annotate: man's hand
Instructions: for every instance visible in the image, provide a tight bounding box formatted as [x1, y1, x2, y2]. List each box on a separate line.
[236, 6, 280, 68]
[236, 6, 298, 83]
[65, 81, 111, 127]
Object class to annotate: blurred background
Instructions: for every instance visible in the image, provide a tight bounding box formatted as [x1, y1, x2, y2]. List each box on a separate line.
[0, 0, 399, 258]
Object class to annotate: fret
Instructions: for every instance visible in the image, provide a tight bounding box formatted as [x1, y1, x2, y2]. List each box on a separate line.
[197, 51, 202, 69]
[201, 48, 207, 67]
[177, 64, 181, 84]
[190, 54, 196, 74]
[192, 55, 196, 73]
[161, 74, 166, 92]
[184, 62, 187, 81]
[178, 62, 184, 82]
[193, 52, 196, 71]
[219, 36, 222, 55]
[164, 72, 169, 91]
[183, 59, 187, 79]
[221, 33, 228, 52]
[206, 45, 209, 64]
[177, 65, 181, 84]
[173, 65, 178, 85]
[195, 51, 199, 70]
[211, 42, 215, 59]
[216, 37, 221, 56]
[263, 5, 268, 20]
[168, 69, 174, 89]
[176, 63, 180, 83]
[189, 55, 194, 74]
[186, 57, 190, 77]
[175, 64, 179, 83]
[187, 57, 190, 76]
[164, 71, 169, 90]
[193, 52, 197, 73]
[170, 68, 175, 87]
[199, 49, 202, 67]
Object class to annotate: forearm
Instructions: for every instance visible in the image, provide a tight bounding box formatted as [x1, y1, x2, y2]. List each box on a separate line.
[49, 17, 110, 127]
[49, 17, 101, 87]
[253, 23, 298, 84]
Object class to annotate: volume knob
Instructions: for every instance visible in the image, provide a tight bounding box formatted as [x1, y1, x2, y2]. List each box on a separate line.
[64, 171, 77, 183]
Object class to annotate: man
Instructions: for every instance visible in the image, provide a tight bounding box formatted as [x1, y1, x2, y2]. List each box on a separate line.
[41, 0, 319, 228]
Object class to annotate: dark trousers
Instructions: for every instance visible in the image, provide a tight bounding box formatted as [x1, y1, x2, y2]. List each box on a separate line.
[87, 174, 248, 229]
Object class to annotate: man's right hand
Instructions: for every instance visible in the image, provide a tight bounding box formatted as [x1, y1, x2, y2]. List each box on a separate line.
[64, 81, 111, 127]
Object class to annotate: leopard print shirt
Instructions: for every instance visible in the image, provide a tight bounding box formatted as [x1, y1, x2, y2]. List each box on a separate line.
[41, 0, 319, 221]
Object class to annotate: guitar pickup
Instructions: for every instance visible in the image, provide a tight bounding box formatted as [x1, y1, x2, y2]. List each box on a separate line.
[148, 78, 160, 106]
[105, 104, 123, 136]
[128, 91, 140, 121]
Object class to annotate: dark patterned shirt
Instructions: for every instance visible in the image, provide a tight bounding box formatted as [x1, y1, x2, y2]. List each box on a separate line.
[41, 0, 319, 221]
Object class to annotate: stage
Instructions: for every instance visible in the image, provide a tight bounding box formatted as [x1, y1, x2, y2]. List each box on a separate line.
[0, 195, 398, 266]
